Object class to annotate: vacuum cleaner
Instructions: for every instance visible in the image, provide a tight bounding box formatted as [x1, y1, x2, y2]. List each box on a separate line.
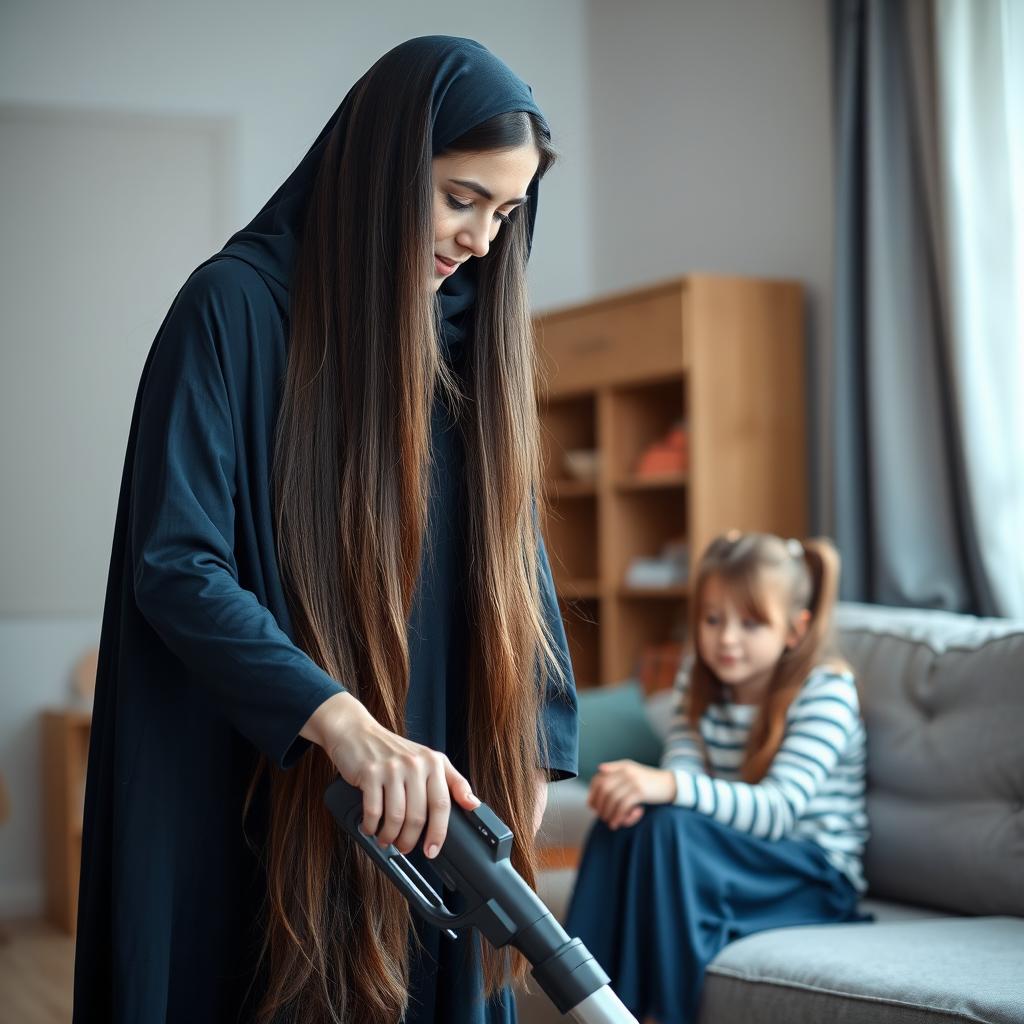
[325, 778, 640, 1023]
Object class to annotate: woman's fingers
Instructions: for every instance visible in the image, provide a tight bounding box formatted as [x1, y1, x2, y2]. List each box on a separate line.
[421, 756, 452, 859]
[444, 758, 480, 811]
[363, 751, 476, 860]
[334, 715, 479, 859]
[360, 774, 385, 838]
[395, 759, 429, 855]
[376, 761, 408, 848]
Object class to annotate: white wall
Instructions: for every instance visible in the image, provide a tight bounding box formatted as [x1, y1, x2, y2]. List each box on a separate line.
[584, 0, 834, 527]
[0, 1, 595, 310]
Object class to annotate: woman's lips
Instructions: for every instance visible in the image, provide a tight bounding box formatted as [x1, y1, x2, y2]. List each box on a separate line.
[434, 254, 459, 276]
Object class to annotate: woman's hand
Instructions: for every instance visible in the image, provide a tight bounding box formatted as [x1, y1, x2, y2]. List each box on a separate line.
[301, 692, 479, 860]
[587, 759, 677, 830]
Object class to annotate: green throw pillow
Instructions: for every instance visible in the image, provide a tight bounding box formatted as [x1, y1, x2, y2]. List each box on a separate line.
[576, 681, 665, 782]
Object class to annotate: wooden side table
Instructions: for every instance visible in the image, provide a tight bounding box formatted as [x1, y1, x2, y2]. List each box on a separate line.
[41, 710, 91, 934]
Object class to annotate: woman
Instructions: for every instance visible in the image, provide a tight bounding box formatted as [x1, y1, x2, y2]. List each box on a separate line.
[74, 36, 579, 1024]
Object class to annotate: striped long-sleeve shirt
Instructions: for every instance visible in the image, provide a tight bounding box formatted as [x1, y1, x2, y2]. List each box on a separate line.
[660, 663, 869, 892]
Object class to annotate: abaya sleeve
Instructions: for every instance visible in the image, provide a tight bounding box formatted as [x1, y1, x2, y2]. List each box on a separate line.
[130, 265, 345, 769]
[537, 531, 580, 782]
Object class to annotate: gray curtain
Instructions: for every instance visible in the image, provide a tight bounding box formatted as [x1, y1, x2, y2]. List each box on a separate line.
[830, 0, 996, 614]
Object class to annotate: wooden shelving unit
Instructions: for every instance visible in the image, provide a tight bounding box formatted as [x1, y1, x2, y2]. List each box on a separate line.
[535, 275, 807, 690]
[42, 709, 91, 934]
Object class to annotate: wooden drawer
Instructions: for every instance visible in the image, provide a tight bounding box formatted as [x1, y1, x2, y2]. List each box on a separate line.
[535, 283, 687, 395]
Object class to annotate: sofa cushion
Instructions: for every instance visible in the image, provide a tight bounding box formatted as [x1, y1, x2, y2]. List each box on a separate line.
[700, 916, 1024, 1024]
[835, 603, 1024, 917]
[574, 681, 664, 781]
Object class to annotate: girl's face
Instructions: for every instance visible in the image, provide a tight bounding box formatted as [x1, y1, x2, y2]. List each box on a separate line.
[697, 573, 808, 703]
[430, 144, 540, 291]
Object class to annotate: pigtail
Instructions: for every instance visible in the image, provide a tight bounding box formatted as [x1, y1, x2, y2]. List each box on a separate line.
[743, 537, 848, 782]
[797, 537, 846, 674]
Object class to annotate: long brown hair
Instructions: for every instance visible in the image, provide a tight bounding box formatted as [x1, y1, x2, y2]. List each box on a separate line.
[688, 532, 848, 783]
[250, 53, 564, 1024]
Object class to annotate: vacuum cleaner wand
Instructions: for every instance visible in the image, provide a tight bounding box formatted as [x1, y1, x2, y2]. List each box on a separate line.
[324, 778, 639, 1023]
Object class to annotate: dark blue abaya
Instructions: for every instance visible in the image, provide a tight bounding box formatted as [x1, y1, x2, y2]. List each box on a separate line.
[73, 37, 578, 1024]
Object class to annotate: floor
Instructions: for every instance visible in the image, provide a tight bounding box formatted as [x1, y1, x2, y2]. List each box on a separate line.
[0, 921, 648, 1024]
[0, 920, 74, 1024]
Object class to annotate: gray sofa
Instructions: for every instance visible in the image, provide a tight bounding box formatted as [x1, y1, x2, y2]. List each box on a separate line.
[516, 602, 1024, 1024]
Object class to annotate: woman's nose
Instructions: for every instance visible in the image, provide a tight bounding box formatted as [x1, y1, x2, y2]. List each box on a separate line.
[456, 223, 490, 259]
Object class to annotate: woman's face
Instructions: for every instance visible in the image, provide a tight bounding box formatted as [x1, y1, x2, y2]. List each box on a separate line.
[431, 144, 540, 291]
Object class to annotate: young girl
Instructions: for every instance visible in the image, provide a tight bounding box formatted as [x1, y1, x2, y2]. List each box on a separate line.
[565, 531, 869, 1024]
[74, 37, 577, 1024]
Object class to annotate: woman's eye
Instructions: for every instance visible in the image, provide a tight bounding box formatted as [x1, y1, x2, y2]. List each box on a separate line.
[445, 193, 513, 226]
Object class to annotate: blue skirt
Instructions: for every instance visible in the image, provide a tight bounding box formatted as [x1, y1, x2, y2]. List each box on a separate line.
[564, 806, 868, 1024]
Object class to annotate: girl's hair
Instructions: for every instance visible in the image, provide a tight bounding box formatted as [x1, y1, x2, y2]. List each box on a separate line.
[247, 47, 562, 1024]
[688, 532, 849, 784]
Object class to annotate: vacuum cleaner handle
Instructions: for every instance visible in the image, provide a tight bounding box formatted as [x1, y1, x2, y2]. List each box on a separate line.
[324, 777, 639, 1023]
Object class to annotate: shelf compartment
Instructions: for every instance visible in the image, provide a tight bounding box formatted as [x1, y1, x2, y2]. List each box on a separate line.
[606, 377, 687, 482]
[606, 488, 687, 586]
[612, 597, 688, 686]
[540, 393, 598, 487]
[543, 498, 598, 583]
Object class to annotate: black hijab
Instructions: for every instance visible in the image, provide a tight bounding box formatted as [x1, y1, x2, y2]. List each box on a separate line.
[218, 35, 547, 353]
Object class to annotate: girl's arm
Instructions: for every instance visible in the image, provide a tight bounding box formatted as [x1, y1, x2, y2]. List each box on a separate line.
[670, 670, 862, 840]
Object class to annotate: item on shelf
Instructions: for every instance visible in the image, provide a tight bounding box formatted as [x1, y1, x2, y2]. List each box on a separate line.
[636, 641, 685, 693]
[624, 558, 686, 589]
[660, 537, 690, 574]
[623, 537, 690, 589]
[634, 419, 689, 478]
[563, 448, 600, 482]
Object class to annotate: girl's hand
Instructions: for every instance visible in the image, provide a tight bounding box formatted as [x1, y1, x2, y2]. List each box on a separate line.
[301, 692, 480, 860]
[587, 759, 677, 830]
